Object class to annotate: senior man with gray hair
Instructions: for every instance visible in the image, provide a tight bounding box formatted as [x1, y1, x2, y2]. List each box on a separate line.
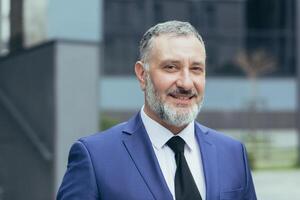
[57, 20, 257, 200]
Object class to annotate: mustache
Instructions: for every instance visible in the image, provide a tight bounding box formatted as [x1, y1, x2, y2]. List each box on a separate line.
[167, 87, 198, 97]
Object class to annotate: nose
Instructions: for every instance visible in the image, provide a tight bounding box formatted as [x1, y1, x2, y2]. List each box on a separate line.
[176, 69, 193, 90]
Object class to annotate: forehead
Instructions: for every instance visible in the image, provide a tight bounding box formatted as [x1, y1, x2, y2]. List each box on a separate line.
[149, 34, 206, 62]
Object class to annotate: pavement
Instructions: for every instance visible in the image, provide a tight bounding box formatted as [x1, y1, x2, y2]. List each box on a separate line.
[253, 169, 300, 200]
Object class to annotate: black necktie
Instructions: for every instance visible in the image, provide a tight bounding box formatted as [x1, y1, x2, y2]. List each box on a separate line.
[166, 136, 202, 200]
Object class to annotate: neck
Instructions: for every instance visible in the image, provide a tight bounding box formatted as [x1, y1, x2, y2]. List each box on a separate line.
[143, 104, 188, 135]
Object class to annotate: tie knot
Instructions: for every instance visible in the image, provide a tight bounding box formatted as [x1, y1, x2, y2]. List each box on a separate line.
[166, 136, 185, 153]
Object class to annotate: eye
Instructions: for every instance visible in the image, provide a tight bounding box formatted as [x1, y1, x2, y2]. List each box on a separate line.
[163, 64, 178, 72]
[191, 66, 204, 74]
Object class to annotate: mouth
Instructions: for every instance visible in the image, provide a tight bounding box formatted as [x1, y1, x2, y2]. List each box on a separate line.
[168, 94, 196, 105]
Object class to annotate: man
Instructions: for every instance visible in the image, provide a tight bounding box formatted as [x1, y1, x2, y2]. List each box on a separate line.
[57, 21, 257, 200]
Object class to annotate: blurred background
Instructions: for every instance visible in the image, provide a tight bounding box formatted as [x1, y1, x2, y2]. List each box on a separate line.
[0, 0, 299, 199]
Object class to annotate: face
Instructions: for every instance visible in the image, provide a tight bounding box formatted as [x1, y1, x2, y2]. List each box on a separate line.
[135, 35, 206, 133]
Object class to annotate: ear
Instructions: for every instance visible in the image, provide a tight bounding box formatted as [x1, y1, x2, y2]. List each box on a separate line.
[135, 61, 147, 91]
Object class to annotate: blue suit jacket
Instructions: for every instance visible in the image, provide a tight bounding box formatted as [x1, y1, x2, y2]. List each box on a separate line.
[57, 113, 256, 200]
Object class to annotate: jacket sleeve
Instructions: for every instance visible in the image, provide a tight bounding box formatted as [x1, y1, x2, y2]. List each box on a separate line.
[242, 144, 257, 200]
[56, 140, 99, 200]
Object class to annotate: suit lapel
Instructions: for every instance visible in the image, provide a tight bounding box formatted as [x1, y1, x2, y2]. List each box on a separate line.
[122, 113, 173, 200]
[195, 123, 219, 200]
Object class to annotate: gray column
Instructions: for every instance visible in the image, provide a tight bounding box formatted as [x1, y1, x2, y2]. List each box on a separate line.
[54, 40, 99, 191]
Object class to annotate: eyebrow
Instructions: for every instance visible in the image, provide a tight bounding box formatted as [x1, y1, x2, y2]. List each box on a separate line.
[160, 59, 180, 64]
[191, 61, 205, 66]
[160, 59, 205, 66]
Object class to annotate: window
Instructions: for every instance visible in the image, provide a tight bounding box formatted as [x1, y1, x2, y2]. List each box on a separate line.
[0, 0, 10, 55]
[103, 0, 296, 77]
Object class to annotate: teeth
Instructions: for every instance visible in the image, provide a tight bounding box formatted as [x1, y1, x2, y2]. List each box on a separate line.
[176, 96, 190, 100]
[169, 94, 194, 100]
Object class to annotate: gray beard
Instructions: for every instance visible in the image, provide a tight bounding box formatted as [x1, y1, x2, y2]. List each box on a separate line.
[145, 73, 204, 127]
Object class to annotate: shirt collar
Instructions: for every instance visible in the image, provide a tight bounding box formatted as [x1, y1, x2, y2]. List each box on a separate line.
[140, 106, 196, 151]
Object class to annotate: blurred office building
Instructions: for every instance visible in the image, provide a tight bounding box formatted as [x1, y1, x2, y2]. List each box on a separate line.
[101, 0, 299, 170]
[0, 0, 299, 199]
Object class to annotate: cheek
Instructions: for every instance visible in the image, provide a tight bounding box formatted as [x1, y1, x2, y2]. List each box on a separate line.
[152, 76, 175, 93]
[195, 79, 205, 93]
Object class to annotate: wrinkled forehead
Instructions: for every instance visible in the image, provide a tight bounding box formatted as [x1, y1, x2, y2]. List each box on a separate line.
[148, 34, 206, 60]
[149, 32, 204, 47]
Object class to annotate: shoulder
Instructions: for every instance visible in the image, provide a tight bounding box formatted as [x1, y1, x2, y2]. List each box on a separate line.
[79, 112, 142, 145]
[195, 122, 244, 150]
[78, 121, 128, 148]
[71, 113, 142, 156]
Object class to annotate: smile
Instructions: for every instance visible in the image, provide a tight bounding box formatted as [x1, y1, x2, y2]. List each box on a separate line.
[168, 94, 195, 105]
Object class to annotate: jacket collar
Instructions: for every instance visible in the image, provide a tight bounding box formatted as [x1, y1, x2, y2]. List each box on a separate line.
[122, 112, 173, 200]
[122, 113, 219, 200]
[195, 122, 219, 199]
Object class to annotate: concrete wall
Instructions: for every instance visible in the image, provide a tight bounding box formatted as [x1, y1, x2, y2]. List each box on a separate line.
[99, 77, 297, 130]
[54, 41, 99, 191]
[100, 77, 296, 112]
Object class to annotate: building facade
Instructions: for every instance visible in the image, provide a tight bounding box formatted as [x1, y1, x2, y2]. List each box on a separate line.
[103, 0, 296, 77]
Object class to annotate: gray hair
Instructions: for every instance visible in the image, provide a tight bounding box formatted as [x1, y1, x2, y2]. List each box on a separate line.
[139, 20, 205, 68]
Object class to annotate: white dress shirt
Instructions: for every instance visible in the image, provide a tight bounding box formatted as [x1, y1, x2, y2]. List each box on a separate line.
[140, 107, 206, 200]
